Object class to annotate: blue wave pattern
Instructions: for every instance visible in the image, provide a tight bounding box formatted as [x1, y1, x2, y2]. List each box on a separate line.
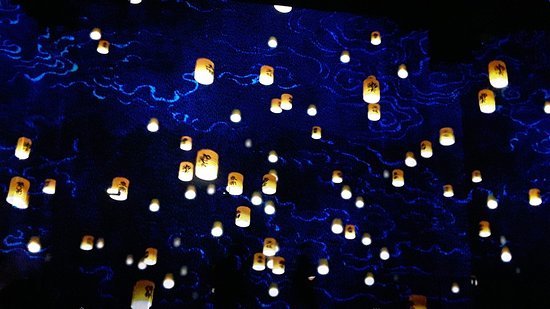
[0, 0, 548, 308]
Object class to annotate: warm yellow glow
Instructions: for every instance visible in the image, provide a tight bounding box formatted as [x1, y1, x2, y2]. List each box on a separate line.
[195, 149, 219, 181]
[264, 200, 276, 215]
[230, 109, 241, 123]
[271, 256, 285, 275]
[131, 280, 154, 309]
[479, 221, 491, 237]
[235, 206, 251, 228]
[331, 218, 343, 234]
[478, 89, 496, 113]
[443, 184, 454, 197]
[259, 65, 274, 86]
[253, 252, 266, 271]
[311, 126, 322, 140]
[80, 235, 94, 251]
[42, 179, 56, 194]
[6, 176, 30, 209]
[89, 27, 101, 40]
[340, 50, 350, 63]
[420, 140, 433, 158]
[487, 194, 498, 209]
[379, 247, 390, 260]
[392, 169, 404, 187]
[268, 150, 278, 163]
[273, 5, 292, 13]
[149, 198, 160, 212]
[370, 31, 381, 45]
[268, 36, 278, 48]
[146, 118, 159, 132]
[451, 282, 460, 294]
[361, 233, 372, 246]
[363, 75, 380, 104]
[178, 161, 194, 182]
[180, 136, 192, 151]
[317, 258, 329, 275]
[163, 273, 175, 289]
[268, 283, 279, 297]
[367, 103, 381, 121]
[144, 247, 158, 265]
[332, 170, 343, 183]
[270, 98, 282, 114]
[226, 172, 244, 195]
[397, 64, 408, 79]
[27, 236, 41, 253]
[409, 294, 427, 309]
[405, 152, 417, 167]
[471, 170, 482, 183]
[97, 40, 109, 54]
[194, 57, 215, 85]
[529, 188, 542, 206]
[269, 169, 278, 181]
[488, 60, 508, 88]
[545, 101, 550, 114]
[251, 191, 263, 205]
[307, 104, 317, 116]
[439, 127, 455, 146]
[185, 185, 196, 200]
[210, 220, 223, 237]
[107, 177, 130, 201]
[364, 272, 375, 286]
[96, 238, 105, 249]
[15, 136, 32, 160]
[263, 238, 279, 257]
[355, 196, 364, 208]
[501, 246, 512, 262]
[344, 224, 356, 239]
[262, 174, 277, 195]
[281, 93, 293, 110]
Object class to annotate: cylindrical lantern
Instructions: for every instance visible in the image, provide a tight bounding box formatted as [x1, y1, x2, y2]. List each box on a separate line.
[80, 235, 94, 251]
[6, 176, 30, 209]
[367, 103, 381, 121]
[149, 199, 160, 212]
[262, 174, 277, 195]
[340, 50, 350, 63]
[363, 75, 380, 104]
[42, 179, 56, 194]
[371, 31, 381, 45]
[253, 252, 266, 271]
[311, 126, 322, 139]
[479, 221, 491, 238]
[185, 185, 196, 200]
[397, 64, 408, 79]
[163, 273, 175, 289]
[345, 224, 356, 239]
[180, 136, 192, 151]
[107, 177, 129, 201]
[488, 60, 508, 89]
[439, 127, 455, 146]
[226, 172, 244, 195]
[471, 170, 482, 183]
[487, 193, 498, 209]
[211, 221, 223, 237]
[451, 282, 460, 294]
[89, 27, 101, 40]
[268, 283, 279, 297]
[235, 206, 251, 228]
[267, 36, 278, 48]
[263, 237, 278, 256]
[96, 238, 105, 249]
[144, 247, 158, 265]
[379, 247, 390, 260]
[420, 140, 433, 158]
[331, 218, 343, 234]
[405, 152, 417, 167]
[27, 236, 41, 253]
[264, 200, 276, 215]
[230, 109, 241, 123]
[194, 57, 215, 85]
[15, 137, 32, 160]
[409, 294, 427, 309]
[97, 40, 109, 54]
[341, 185, 352, 200]
[529, 188, 542, 206]
[131, 280, 155, 309]
[501, 246, 512, 262]
[178, 161, 194, 182]
[251, 191, 263, 205]
[271, 256, 285, 275]
[361, 233, 372, 246]
[195, 149, 219, 181]
[332, 170, 343, 183]
[317, 258, 329, 275]
[355, 196, 365, 208]
[392, 169, 404, 187]
[443, 184, 454, 197]
[478, 89, 496, 114]
[268, 150, 278, 163]
[364, 272, 375, 286]
[147, 118, 159, 132]
[281, 93, 293, 111]
[259, 65, 274, 86]
[307, 104, 317, 116]
[270, 98, 282, 114]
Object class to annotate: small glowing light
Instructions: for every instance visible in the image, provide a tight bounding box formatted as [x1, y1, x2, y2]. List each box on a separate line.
[95, 238, 105, 249]
[443, 185, 454, 197]
[501, 246, 512, 262]
[355, 196, 364, 208]
[340, 50, 350, 63]
[245, 138, 253, 148]
[263, 238, 279, 257]
[332, 170, 343, 183]
[281, 93, 293, 110]
[251, 191, 263, 205]
[379, 247, 390, 260]
[370, 31, 381, 45]
[80, 235, 94, 251]
[397, 64, 408, 78]
[529, 188, 542, 206]
[268, 36, 278, 48]
[268, 150, 278, 163]
[211, 221, 223, 237]
[42, 179, 56, 194]
[97, 39, 109, 54]
[173, 237, 181, 247]
[470, 275, 478, 286]
[383, 170, 390, 179]
[307, 104, 317, 116]
[230, 109, 241, 123]
[472, 170, 482, 183]
[317, 259, 329, 275]
[404, 152, 417, 167]
[185, 185, 196, 200]
[194, 58, 215, 85]
[273, 5, 292, 13]
[147, 118, 159, 132]
[89, 28, 101, 40]
[207, 184, 216, 195]
[180, 136, 192, 151]
[129, 0, 142, 4]
[270, 98, 282, 114]
[331, 218, 343, 234]
[478, 89, 496, 114]
[545, 101, 550, 114]
[364, 272, 375, 286]
[271, 256, 285, 275]
[149, 198, 160, 212]
[268, 283, 279, 297]
[143, 248, 157, 265]
[361, 233, 372, 246]
[451, 282, 460, 294]
[439, 127, 455, 146]
[15, 137, 32, 160]
[479, 221, 491, 238]
[487, 194, 498, 209]
[341, 185, 352, 200]
[126, 254, 134, 266]
[307, 276, 315, 281]
[420, 140, 433, 158]
[180, 265, 188, 276]
[311, 126, 322, 140]
[344, 224, 356, 240]
[500, 235, 507, 245]
[137, 259, 147, 270]
[367, 103, 381, 121]
[163, 273, 175, 289]
[392, 169, 404, 187]
[259, 65, 274, 85]
[27, 236, 41, 253]
[264, 200, 276, 215]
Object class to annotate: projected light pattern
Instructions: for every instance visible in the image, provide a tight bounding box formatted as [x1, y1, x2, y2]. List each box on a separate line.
[0, 0, 548, 308]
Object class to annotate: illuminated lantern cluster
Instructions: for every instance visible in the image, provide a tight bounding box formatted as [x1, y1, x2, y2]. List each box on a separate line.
[253, 238, 284, 275]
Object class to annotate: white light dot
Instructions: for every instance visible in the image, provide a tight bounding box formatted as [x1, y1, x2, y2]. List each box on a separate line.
[27, 237, 41, 253]
[487, 194, 498, 209]
[207, 184, 216, 195]
[125, 255, 134, 266]
[268, 36, 278, 48]
[501, 246, 512, 262]
[273, 5, 292, 13]
[268, 151, 278, 163]
[379, 247, 390, 260]
[364, 272, 375, 286]
[129, 0, 142, 4]
[147, 118, 159, 132]
[89, 28, 101, 40]
[251, 191, 263, 206]
[340, 50, 350, 63]
[307, 104, 317, 116]
[268, 283, 279, 297]
[211, 221, 223, 237]
[397, 64, 408, 79]
[137, 259, 147, 270]
[185, 185, 196, 200]
[230, 109, 241, 123]
[163, 273, 175, 289]
[180, 265, 188, 276]
[173, 237, 181, 247]
[383, 170, 390, 179]
[451, 282, 460, 294]
[149, 198, 160, 212]
[317, 260, 329, 275]
[355, 196, 364, 208]
[341, 185, 352, 200]
[361, 233, 372, 246]
[95, 238, 105, 249]
[245, 138, 253, 148]
[264, 200, 276, 215]
[331, 219, 343, 234]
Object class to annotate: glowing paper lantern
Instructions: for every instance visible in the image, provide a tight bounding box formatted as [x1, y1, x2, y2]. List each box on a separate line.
[379, 247, 390, 260]
[317, 258, 329, 275]
[268, 283, 279, 297]
[126, 255, 134, 266]
[264, 200, 276, 215]
[420, 140, 433, 158]
[397, 64, 408, 78]
[487, 193, 498, 209]
[207, 183, 216, 195]
[311, 126, 322, 139]
[268, 36, 278, 48]
[262, 174, 277, 195]
[281, 93, 293, 110]
[478, 89, 496, 113]
[180, 136, 192, 151]
[488, 60, 508, 88]
[363, 75, 380, 104]
[355, 196, 364, 208]
[451, 282, 460, 294]
[89, 27, 101, 40]
[271, 256, 285, 275]
[529, 188, 542, 206]
[409, 294, 427, 309]
[472, 170, 482, 183]
[163, 273, 175, 289]
[147, 118, 159, 132]
[226, 172, 244, 195]
[545, 101, 550, 114]
[195, 149, 219, 181]
[96, 238, 105, 249]
[332, 170, 343, 183]
[392, 169, 404, 187]
[78, 235, 94, 251]
[439, 127, 455, 146]
[230, 109, 241, 123]
[107, 177, 129, 201]
[211, 221, 223, 237]
[443, 184, 454, 197]
[129, 0, 142, 4]
[268, 150, 278, 163]
[340, 50, 350, 63]
[27, 236, 41, 253]
[42, 179, 56, 194]
[6, 176, 30, 209]
[344, 224, 356, 239]
[268, 169, 278, 181]
[364, 272, 375, 286]
[131, 280, 154, 309]
[361, 233, 372, 246]
[367, 103, 381, 121]
[331, 218, 343, 234]
[371, 31, 381, 45]
[259, 65, 274, 86]
[263, 237, 278, 256]
[194, 58, 215, 85]
[341, 185, 352, 200]
[185, 185, 196, 200]
[251, 191, 263, 205]
[307, 104, 317, 116]
[479, 221, 491, 237]
[501, 246, 512, 262]
[253, 252, 266, 271]
[15, 137, 32, 160]
[144, 247, 158, 265]
[178, 161, 194, 182]
[273, 5, 292, 13]
[270, 98, 282, 114]
[149, 199, 160, 212]
[97, 40, 109, 54]
[235, 206, 251, 228]
[405, 152, 417, 167]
